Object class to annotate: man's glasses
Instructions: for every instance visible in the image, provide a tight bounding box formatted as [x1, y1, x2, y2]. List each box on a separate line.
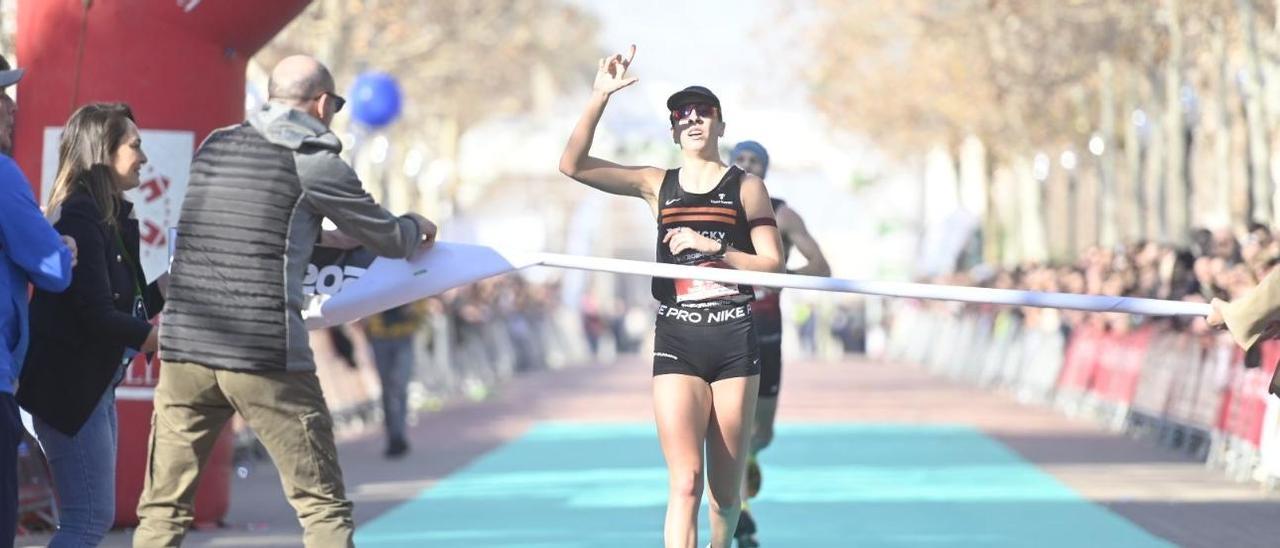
[314, 91, 345, 113]
[670, 103, 717, 124]
[328, 92, 346, 113]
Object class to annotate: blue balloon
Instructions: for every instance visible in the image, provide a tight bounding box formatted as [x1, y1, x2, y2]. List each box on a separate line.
[349, 72, 402, 128]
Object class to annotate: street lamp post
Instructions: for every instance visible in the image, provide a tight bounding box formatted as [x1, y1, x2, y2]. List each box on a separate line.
[1132, 108, 1151, 240]
[1089, 133, 1107, 248]
[1033, 152, 1051, 262]
[1061, 149, 1079, 259]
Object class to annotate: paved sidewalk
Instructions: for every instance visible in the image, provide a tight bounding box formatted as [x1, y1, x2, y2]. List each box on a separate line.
[18, 354, 1280, 546]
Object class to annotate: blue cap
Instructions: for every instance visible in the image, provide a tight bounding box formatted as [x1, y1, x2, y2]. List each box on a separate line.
[731, 141, 769, 176]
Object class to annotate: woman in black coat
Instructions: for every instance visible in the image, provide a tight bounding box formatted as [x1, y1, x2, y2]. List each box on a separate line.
[17, 103, 163, 546]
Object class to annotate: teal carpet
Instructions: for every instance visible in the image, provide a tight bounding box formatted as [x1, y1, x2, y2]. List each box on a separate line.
[355, 423, 1171, 547]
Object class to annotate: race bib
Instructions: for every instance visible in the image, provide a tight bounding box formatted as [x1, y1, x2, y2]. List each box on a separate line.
[674, 259, 739, 303]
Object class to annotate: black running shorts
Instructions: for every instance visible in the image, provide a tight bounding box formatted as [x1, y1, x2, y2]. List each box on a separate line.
[653, 302, 760, 383]
[756, 339, 782, 398]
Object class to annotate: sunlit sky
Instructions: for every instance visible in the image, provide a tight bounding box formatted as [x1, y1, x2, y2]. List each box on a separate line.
[569, 0, 835, 164]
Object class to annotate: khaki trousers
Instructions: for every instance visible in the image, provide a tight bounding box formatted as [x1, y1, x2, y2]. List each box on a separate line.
[133, 361, 353, 547]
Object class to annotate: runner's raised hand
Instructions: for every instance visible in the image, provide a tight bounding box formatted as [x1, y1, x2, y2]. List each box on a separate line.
[593, 44, 638, 96]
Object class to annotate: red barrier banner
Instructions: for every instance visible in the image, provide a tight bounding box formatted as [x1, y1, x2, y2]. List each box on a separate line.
[1092, 327, 1156, 406]
[1220, 341, 1280, 447]
[1059, 325, 1104, 394]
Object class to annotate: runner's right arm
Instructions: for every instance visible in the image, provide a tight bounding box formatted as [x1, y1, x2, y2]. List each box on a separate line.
[777, 206, 831, 277]
[559, 46, 664, 208]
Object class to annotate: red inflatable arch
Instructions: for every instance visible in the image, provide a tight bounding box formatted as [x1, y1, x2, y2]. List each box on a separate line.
[16, 0, 309, 188]
[16, 0, 310, 528]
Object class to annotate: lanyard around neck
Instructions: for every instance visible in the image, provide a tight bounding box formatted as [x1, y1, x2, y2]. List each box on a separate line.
[113, 229, 145, 302]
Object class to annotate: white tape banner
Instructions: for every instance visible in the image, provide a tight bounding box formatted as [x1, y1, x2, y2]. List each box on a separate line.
[301, 242, 1210, 330]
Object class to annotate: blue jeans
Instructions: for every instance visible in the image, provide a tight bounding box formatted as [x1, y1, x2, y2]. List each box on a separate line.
[370, 337, 415, 443]
[33, 380, 119, 547]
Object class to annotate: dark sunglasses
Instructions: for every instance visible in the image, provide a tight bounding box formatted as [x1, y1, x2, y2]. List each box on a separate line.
[670, 103, 717, 124]
[316, 91, 346, 113]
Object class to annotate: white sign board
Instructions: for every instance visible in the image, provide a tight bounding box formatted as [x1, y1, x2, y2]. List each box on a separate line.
[42, 127, 194, 282]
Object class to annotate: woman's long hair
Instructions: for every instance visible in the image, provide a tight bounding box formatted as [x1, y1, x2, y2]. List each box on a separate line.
[45, 102, 136, 228]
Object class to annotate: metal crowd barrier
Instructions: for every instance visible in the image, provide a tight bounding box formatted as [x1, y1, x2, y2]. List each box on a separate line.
[884, 303, 1280, 488]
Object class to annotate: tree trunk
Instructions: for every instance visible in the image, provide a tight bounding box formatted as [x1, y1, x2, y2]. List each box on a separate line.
[317, 0, 355, 72]
[1016, 156, 1049, 263]
[1266, 2, 1280, 225]
[1124, 91, 1146, 241]
[1164, 0, 1188, 243]
[958, 137, 994, 263]
[1099, 57, 1118, 247]
[1214, 17, 1233, 227]
[992, 162, 1019, 267]
[1240, 0, 1273, 224]
[1144, 115, 1166, 240]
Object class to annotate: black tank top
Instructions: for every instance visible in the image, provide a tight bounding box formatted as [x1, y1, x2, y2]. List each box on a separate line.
[652, 166, 756, 307]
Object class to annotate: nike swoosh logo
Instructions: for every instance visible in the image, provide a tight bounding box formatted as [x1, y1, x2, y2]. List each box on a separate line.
[665, 198, 681, 205]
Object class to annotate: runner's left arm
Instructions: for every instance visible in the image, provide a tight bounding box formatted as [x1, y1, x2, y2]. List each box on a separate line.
[727, 174, 783, 273]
